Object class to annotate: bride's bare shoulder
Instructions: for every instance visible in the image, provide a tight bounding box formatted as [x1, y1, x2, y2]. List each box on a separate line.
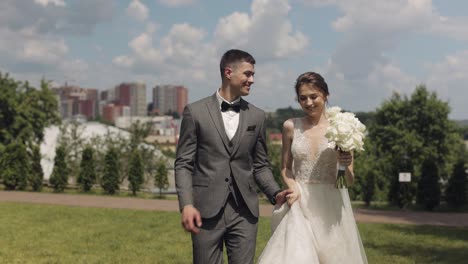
[282, 118, 297, 135]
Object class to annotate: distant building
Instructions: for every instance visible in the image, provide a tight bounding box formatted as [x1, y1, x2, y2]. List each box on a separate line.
[102, 104, 131, 124]
[52, 85, 98, 120]
[116, 82, 147, 117]
[115, 115, 180, 152]
[153, 85, 188, 116]
[114, 115, 177, 136]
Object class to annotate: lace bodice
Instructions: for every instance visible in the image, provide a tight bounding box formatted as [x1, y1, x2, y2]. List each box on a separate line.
[291, 118, 338, 184]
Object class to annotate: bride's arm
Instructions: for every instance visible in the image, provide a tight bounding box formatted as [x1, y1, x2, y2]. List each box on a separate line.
[281, 119, 299, 205]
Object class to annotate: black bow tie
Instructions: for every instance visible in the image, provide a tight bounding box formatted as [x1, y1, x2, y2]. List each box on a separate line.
[221, 101, 241, 112]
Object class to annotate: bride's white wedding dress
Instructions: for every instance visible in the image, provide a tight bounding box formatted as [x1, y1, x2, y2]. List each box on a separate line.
[258, 118, 367, 264]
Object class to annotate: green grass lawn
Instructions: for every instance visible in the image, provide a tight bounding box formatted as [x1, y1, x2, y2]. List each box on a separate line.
[1, 202, 467, 264]
[351, 200, 468, 213]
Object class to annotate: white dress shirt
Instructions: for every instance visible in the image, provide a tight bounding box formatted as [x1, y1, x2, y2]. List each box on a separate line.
[216, 90, 240, 141]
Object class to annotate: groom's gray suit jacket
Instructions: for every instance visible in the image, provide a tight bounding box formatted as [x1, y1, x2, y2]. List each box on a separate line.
[175, 93, 280, 218]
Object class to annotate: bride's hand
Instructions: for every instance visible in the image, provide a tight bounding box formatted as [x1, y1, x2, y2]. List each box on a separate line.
[338, 151, 352, 167]
[286, 190, 300, 207]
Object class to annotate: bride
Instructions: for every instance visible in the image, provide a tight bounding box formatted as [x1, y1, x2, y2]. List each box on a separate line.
[258, 72, 367, 264]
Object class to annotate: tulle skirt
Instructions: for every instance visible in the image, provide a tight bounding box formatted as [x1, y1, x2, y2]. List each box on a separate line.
[258, 183, 367, 264]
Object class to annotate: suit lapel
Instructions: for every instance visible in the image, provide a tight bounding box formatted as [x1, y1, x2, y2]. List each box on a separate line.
[231, 99, 248, 156]
[206, 93, 231, 154]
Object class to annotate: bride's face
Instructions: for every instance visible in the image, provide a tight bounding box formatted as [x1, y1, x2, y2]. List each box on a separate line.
[297, 84, 327, 117]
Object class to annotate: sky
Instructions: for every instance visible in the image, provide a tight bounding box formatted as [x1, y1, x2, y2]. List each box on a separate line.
[1, 0, 467, 119]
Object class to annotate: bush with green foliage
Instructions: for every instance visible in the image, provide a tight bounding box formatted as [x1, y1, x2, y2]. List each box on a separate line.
[154, 158, 169, 196]
[102, 148, 120, 195]
[49, 145, 68, 192]
[445, 159, 467, 208]
[30, 145, 44, 191]
[128, 150, 144, 195]
[417, 157, 441, 210]
[77, 146, 97, 192]
[0, 142, 29, 190]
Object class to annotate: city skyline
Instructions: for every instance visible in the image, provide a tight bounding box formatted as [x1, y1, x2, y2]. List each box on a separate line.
[54, 82, 187, 123]
[1, 0, 467, 119]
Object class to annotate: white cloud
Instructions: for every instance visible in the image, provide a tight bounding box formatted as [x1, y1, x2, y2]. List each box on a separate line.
[113, 22, 214, 82]
[0, 0, 113, 35]
[331, 0, 434, 33]
[214, 0, 308, 60]
[316, 60, 418, 114]
[299, 0, 467, 117]
[34, 0, 66, 7]
[249, 63, 298, 110]
[160, 23, 207, 64]
[367, 63, 418, 95]
[113, 55, 134, 68]
[0, 27, 69, 68]
[21, 38, 68, 64]
[59, 59, 89, 83]
[126, 0, 149, 22]
[424, 50, 468, 119]
[430, 16, 468, 41]
[146, 22, 159, 34]
[157, 0, 196, 8]
[311, 0, 468, 43]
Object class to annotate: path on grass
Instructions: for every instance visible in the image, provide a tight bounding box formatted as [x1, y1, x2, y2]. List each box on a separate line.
[1, 191, 467, 227]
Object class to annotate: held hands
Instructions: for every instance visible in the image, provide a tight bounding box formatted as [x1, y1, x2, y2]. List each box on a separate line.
[286, 188, 300, 207]
[274, 189, 292, 206]
[275, 189, 298, 207]
[338, 151, 352, 167]
[181, 205, 202, 234]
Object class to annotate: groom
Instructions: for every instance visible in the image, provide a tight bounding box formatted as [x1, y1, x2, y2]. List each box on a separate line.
[175, 49, 287, 264]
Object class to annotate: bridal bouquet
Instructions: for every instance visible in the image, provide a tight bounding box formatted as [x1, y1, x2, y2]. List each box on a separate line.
[325, 106, 366, 188]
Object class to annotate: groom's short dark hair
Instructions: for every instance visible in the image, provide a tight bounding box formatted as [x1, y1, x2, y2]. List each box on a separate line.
[220, 49, 256, 79]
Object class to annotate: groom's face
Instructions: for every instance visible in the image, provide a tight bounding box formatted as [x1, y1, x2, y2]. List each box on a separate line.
[226, 61, 255, 97]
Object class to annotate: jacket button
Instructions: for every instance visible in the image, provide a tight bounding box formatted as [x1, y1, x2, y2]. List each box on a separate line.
[225, 178, 229, 182]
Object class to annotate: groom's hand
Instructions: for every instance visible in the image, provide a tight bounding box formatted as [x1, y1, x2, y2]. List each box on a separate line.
[181, 205, 202, 234]
[275, 189, 293, 206]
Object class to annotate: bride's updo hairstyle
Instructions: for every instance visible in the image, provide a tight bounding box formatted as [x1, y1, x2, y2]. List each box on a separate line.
[294, 72, 329, 99]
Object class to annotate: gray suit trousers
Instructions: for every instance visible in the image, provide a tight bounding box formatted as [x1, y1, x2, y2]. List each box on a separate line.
[191, 195, 258, 264]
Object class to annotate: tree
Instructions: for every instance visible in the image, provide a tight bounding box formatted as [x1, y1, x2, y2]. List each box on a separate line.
[0, 72, 60, 148]
[129, 121, 152, 150]
[154, 158, 169, 197]
[102, 148, 120, 195]
[30, 144, 44, 191]
[355, 111, 375, 127]
[49, 145, 68, 192]
[77, 146, 97, 192]
[128, 150, 144, 195]
[445, 159, 467, 208]
[368, 86, 460, 209]
[0, 142, 29, 190]
[1, 73, 59, 190]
